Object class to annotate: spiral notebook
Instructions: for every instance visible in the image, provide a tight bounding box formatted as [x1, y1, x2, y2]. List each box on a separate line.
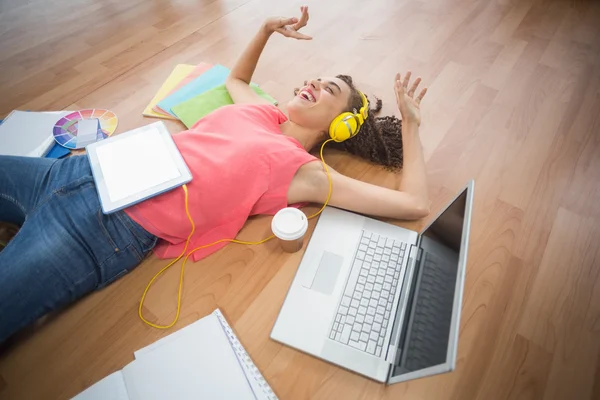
[72, 310, 277, 400]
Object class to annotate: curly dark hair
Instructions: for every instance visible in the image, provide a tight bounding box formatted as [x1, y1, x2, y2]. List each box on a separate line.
[293, 75, 403, 169]
[331, 75, 403, 170]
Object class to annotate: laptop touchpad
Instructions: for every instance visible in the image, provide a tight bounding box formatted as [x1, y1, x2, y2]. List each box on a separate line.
[309, 251, 343, 295]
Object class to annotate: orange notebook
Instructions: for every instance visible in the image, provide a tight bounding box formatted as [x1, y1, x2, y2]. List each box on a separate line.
[153, 62, 213, 116]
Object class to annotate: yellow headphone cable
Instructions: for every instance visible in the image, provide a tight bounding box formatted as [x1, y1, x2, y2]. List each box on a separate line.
[138, 139, 335, 329]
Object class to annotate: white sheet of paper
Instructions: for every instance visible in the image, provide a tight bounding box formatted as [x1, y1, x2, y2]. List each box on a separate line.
[71, 371, 129, 400]
[76, 118, 99, 147]
[123, 314, 255, 400]
[134, 318, 206, 360]
[95, 126, 181, 203]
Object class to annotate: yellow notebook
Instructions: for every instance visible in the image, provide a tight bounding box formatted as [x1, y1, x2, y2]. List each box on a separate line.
[142, 64, 196, 120]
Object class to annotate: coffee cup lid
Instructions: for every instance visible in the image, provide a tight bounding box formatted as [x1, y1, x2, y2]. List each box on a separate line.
[271, 208, 308, 241]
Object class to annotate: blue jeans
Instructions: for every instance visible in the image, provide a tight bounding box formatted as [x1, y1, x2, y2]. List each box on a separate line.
[0, 155, 157, 343]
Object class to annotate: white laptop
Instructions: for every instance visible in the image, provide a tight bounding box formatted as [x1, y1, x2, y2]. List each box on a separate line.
[271, 181, 474, 383]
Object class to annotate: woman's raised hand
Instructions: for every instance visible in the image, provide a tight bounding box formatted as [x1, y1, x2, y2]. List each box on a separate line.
[394, 71, 427, 126]
[262, 5, 312, 40]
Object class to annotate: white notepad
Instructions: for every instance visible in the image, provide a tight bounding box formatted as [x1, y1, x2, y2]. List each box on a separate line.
[86, 121, 192, 214]
[75, 118, 101, 148]
[0, 110, 71, 157]
[72, 310, 277, 400]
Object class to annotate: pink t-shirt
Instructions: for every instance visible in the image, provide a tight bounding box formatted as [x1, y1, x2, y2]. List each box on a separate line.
[124, 104, 317, 261]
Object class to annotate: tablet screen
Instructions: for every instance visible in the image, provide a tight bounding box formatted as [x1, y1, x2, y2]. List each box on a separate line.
[95, 126, 181, 203]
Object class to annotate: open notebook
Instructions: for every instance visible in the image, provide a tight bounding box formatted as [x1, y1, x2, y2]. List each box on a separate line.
[72, 310, 277, 400]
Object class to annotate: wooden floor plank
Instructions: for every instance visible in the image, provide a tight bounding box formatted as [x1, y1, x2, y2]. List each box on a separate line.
[518, 207, 600, 399]
[478, 333, 553, 400]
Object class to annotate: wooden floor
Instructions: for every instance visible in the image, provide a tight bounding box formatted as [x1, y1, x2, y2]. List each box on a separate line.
[1, 0, 600, 398]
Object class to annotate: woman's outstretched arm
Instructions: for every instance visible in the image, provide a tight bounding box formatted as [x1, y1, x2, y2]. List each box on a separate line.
[226, 6, 311, 105]
[393, 72, 429, 215]
[294, 72, 431, 220]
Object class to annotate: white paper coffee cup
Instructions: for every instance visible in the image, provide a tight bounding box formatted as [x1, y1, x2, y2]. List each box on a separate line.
[271, 208, 308, 253]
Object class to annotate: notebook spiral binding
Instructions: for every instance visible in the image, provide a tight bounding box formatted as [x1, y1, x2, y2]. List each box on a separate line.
[214, 310, 278, 400]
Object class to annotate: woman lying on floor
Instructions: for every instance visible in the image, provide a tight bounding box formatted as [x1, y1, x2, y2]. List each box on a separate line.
[0, 6, 429, 343]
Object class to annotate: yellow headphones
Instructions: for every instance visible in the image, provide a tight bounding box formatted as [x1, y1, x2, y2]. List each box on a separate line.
[329, 90, 369, 142]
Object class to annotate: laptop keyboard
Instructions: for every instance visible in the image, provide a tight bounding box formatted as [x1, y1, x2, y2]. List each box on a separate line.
[329, 230, 407, 357]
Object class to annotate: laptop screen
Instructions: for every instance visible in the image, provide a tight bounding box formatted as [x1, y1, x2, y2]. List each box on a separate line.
[391, 188, 468, 380]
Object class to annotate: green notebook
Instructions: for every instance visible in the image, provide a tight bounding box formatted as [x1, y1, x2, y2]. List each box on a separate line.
[171, 84, 278, 128]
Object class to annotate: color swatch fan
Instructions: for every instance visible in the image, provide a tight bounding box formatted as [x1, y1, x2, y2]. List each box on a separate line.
[53, 109, 118, 149]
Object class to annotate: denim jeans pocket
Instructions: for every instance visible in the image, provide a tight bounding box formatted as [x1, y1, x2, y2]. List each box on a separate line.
[94, 211, 159, 289]
[96, 243, 143, 289]
[55, 176, 146, 270]
[54, 178, 121, 262]
[114, 211, 158, 254]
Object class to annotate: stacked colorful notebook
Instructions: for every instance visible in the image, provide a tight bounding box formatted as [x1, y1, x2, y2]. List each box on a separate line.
[143, 63, 277, 128]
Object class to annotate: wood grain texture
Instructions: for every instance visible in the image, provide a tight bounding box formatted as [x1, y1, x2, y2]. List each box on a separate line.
[1, 0, 600, 399]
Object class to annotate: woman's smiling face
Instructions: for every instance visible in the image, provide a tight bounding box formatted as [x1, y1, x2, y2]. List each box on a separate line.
[287, 76, 352, 132]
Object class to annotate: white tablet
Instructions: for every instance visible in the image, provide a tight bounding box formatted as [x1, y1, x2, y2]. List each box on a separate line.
[87, 121, 192, 214]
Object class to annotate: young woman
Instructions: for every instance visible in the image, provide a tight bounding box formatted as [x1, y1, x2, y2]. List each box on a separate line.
[0, 7, 428, 342]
